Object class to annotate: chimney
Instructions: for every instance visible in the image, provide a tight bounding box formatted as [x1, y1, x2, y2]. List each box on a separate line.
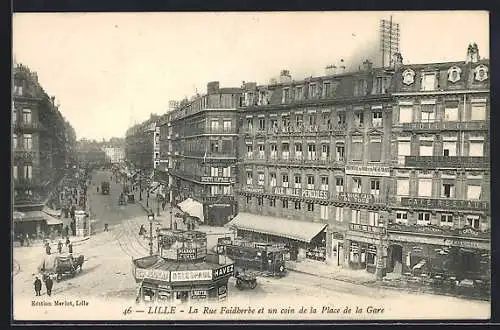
[279, 70, 292, 84]
[207, 81, 220, 95]
[325, 64, 337, 76]
[339, 59, 346, 74]
[362, 60, 373, 71]
[466, 43, 480, 63]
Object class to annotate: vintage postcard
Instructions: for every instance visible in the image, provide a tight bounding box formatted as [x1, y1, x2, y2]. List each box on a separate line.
[11, 11, 491, 321]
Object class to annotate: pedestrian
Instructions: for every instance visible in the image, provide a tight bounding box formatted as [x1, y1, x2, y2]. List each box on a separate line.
[45, 276, 54, 296]
[97, 186, 99, 193]
[19, 234, 24, 247]
[104, 223, 109, 232]
[162, 200, 166, 211]
[57, 241, 63, 254]
[34, 276, 42, 296]
[45, 242, 51, 255]
[65, 237, 70, 247]
[68, 243, 73, 254]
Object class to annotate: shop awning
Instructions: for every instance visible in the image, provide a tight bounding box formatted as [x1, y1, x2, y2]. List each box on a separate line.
[226, 212, 327, 244]
[13, 211, 25, 221]
[178, 198, 204, 223]
[42, 206, 61, 218]
[14, 211, 45, 223]
[42, 212, 63, 226]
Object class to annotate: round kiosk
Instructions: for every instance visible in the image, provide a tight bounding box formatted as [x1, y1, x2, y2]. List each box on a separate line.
[132, 229, 234, 304]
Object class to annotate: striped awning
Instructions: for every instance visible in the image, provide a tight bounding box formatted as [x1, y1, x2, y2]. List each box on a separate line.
[178, 198, 204, 223]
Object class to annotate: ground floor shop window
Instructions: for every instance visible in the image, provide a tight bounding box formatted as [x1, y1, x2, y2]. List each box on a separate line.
[440, 213, 454, 227]
[395, 211, 408, 224]
[417, 212, 431, 226]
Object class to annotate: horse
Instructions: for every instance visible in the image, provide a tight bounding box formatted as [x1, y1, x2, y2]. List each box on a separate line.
[72, 254, 85, 272]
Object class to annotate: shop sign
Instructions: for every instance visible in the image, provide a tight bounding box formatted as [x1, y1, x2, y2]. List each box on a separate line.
[404, 156, 488, 168]
[177, 248, 198, 261]
[243, 186, 264, 193]
[349, 223, 386, 235]
[170, 269, 213, 282]
[200, 176, 234, 184]
[218, 285, 228, 301]
[345, 165, 391, 177]
[212, 264, 234, 281]
[273, 187, 329, 200]
[443, 239, 490, 250]
[218, 237, 232, 246]
[135, 268, 170, 282]
[191, 289, 207, 299]
[336, 192, 375, 204]
[401, 198, 489, 211]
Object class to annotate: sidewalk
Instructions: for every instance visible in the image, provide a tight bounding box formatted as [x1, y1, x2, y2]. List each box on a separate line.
[13, 235, 91, 248]
[135, 194, 188, 231]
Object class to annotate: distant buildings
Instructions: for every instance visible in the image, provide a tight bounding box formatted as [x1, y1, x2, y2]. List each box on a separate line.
[103, 147, 125, 164]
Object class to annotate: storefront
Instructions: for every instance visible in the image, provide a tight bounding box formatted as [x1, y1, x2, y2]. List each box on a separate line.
[226, 212, 327, 262]
[348, 242, 379, 273]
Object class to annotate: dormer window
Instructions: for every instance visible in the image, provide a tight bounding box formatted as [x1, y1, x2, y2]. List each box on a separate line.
[309, 84, 318, 99]
[295, 86, 303, 100]
[421, 72, 436, 91]
[282, 88, 290, 103]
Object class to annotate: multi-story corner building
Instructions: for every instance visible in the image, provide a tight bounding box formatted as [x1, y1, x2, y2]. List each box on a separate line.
[125, 114, 159, 173]
[156, 112, 172, 200]
[233, 62, 394, 270]
[12, 63, 74, 236]
[103, 147, 125, 164]
[385, 44, 490, 280]
[169, 82, 241, 226]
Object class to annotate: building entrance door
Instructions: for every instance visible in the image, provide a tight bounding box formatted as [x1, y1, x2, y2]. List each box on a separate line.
[387, 244, 403, 274]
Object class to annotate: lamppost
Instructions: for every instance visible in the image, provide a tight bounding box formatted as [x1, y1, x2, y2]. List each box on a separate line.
[156, 194, 161, 217]
[146, 191, 150, 208]
[139, 170, 142, 201]
[148, 212, 155, 256]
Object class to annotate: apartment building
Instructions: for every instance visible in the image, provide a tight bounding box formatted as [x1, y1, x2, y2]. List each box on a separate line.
[169, 82, 241, 226]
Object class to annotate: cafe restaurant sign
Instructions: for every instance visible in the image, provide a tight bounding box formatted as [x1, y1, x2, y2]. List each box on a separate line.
[170, 269, 213, 282]
[200, 176, 235, 184]
[345, 165, 391, 177]
[273, 187, 329, 200]
[243, 186, 265, 193]
[135, 268, 170, 282]
[336, 192, 375, 204]
[401, 198, 489, 211]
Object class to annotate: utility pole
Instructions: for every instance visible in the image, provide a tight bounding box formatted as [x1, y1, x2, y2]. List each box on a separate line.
[148, 212, 154, 256]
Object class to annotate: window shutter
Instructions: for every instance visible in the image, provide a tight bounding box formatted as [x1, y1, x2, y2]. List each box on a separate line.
[370, 141, 382, 162]
[352, 142, 362, 160]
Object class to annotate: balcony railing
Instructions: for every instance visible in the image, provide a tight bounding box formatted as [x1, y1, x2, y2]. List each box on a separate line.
[247, 124, 348, 136]
[404, 156, 489, 168]
[206, 127, 237, 134]
[349, 223, 387, 235]
[387, 223, 490, 240]
[12, 121, 45, 131]
[398, 120, 488, 132]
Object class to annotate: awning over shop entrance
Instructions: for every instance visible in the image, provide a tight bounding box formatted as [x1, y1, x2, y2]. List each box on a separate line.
[42, 212, 63, 226]
[178, 198, 204, 223]
[226, 212, 327, 244]
[13, 210, 63, 226]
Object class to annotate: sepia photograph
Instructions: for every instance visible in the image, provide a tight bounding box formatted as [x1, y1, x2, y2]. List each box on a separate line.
[11, 11, 490, 321]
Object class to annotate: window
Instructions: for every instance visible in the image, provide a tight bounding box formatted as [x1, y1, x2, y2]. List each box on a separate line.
[24, 165, 32, 179]
[22, 109, 32, 124]
[294, 175, 302, 189]
[246, 118, 253, 131]
[335, 207, 343, 222]
[308, 114, 316, 127]
[441, 183, 455, 198]
[270, 173, 277, 187]
[395, 211, 408, 224]
[295, 115, 304, 128]
[13, 134, 18, 149]
[443, 140, 457, 156]
[444, 102, 459, 121]
[471, 103, 486, 121]
[282, 199, 289, 209]
[282, 88, 290, 103]
[421, 73, 436, 91]
[269, 198, 276, 207]
[270, 144, 277, 159]
[294, 201, 302, 210]
[258, 144, 265, 159]
[467, 185, 481, 200]
[352, 178, 362, 193]
[295, 143, 303, 160]
[337, 112, 346, 125]
[399, 105, 413, 123]
[323, 82, 333, 98]
[13, 165, 18, 179]
[336, 177, 344, 193]
[257, 173, 265, 186]
[421, 106, 436, 122]
[320, 176, 329, 191]
[23, 134, 32, 150]
[211, 185, 221, 196]
[282, 143, 289, 159]
[398, 141, 411, 158]
[418, 179, 432, 197]
[419, 140, 434, 156]
[469, 140, 484, 157]
[282, 174, 289, 188]
[368, 212, 379, 226]
[257, 197, 263, 206]
[466, 215, 480, 229]
[258, 118, 266, 131]
[307, 175, 315, 190]
[210, 141, 219, 153]
[307, 203, 314, 212]
[282, 116, 290, 130]
[14, 84, 23, 96]
[270, 119, 278, 131]
[440, 214, 454, 227]
[307, 144, 316, 160]
[417, 212, 431, 225]
[246, 171, 253, 185]
[369, 137, 382, 162]
[246, 144, 253, 158]
[351, 139, 363, 161]
[222, 166, 231, 177]
[370, 179, 380, 195]
[211, 120, 219, 131]
[12, 109, 17, 123]
[336, 144, 345, 162]
[321, 144, 330, 160]
[309, 84, 318, 99]
[351, 209, 361, 224]
[397, 179, 409, 196]
[295, 86, 303, 100]
[223, 186, 232, 195]
[355, 112, 364, 127]
[375, 77, 385, 94]
[372, 112, 383, 127]
[223, 120, 232, 132]
[320, 205, 328, 220]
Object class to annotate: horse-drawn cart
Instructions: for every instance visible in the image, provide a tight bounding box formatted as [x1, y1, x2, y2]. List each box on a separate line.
[38, 254, 85, 282]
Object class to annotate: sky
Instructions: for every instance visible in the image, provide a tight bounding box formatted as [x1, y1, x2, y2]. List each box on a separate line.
[13, 11, 489, 140]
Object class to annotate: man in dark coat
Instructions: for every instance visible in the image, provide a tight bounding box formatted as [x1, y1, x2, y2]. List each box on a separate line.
[57, 241, 63, 254]
[45, 243, 51, 255]
[68, 243, 73, 254]
[34, 276, 42, 296]
[45, 276, 54, 296]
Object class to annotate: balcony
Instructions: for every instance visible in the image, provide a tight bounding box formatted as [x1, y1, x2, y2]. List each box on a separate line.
[349, 223, 387, 235]
[397, 121, 488, 132]
[399, 197, 489, 212]
[404, 156, 489, 169]
[247, 124, 348, 137]
[206, 127, 237, 134]
[13, 178, 41, 188]
[387, 223, 490, 240]
[13, 150, 36, 162]
[12, 121, 45, 132]
[335, 192, 387, 206]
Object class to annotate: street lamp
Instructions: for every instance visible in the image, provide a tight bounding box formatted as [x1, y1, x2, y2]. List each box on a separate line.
[146, 191, 150, 208]
[148, 212, 155, 256]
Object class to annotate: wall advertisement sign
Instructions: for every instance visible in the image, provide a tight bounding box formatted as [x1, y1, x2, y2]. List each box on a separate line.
[212, 264, 234, 281]
[135, 268, 170, 282]
[345, 165, 391, 177]
[170, 269, 213, 282]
